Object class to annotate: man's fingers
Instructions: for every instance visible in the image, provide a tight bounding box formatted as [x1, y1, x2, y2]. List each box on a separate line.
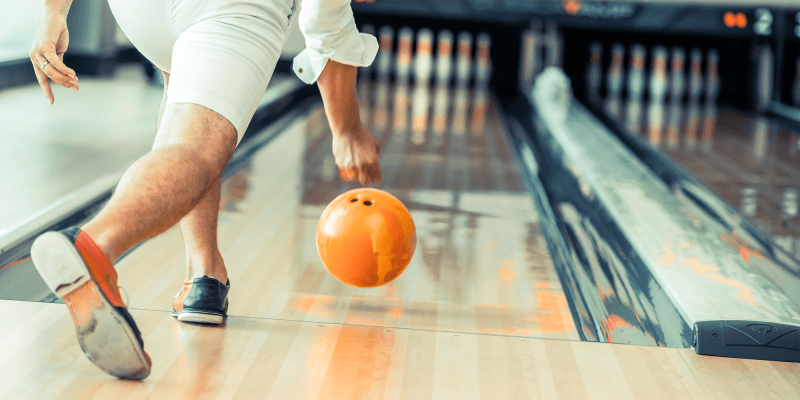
[356, 163, 381, 187]
[31, 57, 54, 104]
[34, 52, 79, 92]
[358, 168, 370, 186]
[48, 53, 77, 79]
[40, 52, 79, 91]
[370, 163, 382, 187]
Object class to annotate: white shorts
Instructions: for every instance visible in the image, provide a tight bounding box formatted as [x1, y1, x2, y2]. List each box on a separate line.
[108, 0, 298, 142]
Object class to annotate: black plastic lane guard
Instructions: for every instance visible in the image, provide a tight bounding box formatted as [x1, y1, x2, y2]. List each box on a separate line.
[694, 320, 800, 363]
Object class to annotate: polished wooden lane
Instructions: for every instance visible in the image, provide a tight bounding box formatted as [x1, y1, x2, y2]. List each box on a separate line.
[610, 99, 800, 259]
[2, 299, 799, 399]
[114, 84, 579, 340]
[4, 83, 800, 398]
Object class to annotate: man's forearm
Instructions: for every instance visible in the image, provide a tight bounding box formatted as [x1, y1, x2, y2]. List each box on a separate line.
[43, 0, 74, 16]
[316, 59, 362, 137]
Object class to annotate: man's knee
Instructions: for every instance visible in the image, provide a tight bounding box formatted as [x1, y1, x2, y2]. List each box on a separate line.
[156, 103, 238, 170]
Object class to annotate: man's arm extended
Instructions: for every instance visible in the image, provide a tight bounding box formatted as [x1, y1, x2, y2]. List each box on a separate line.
[316, 60, 381, 186]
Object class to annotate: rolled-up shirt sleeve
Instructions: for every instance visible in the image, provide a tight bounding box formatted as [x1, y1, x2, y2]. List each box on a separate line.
[292, 0, 378, 84]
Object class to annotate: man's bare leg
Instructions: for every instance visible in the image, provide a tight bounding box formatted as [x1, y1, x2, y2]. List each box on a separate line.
[179, 176, 227, 283]
[81, 75, 237, 264]
[155, 71, 228, 284]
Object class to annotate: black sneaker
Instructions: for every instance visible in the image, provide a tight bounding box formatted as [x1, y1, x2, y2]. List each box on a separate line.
[172, 276, 230, 324]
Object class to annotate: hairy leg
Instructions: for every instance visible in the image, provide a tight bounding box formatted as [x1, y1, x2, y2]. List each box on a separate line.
[82, 71, 237, 264]
[157, 71, 228, 284]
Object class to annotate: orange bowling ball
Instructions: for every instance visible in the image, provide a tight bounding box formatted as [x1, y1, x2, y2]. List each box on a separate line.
[316, 188, 416, 287]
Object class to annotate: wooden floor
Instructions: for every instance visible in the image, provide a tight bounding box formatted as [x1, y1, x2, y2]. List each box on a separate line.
[2, 299, 798, 399]
[1, 84, 798, 399]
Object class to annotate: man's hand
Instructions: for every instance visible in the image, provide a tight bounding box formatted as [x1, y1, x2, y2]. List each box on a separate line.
[30, 8, 78, 105]
[316, 59, 381, 186]
[332, 125, 381, 186]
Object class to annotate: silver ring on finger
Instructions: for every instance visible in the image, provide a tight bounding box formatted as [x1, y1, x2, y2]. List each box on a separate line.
[41, 60, 50, 70]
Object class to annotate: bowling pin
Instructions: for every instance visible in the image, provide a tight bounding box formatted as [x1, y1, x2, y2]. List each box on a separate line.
[377, 26, 394, 80]
[358, 80, 370, 125]
[606, 96, 621, 119]
[455, 31, 473, 88]
[684, 101, 700, 151]
[471, 87, 488, 133]
[705, 49, 720, 104]
[687, 48, 703, 102]
[753, 43, 773, 112]
[669, 47, 686, 103]
[649, 46, 668, 104]
[435, 30, 454, 87]
[451, 86, 469, 136]
[647, 101, 664, 146]
[544, 21, 562, 68]
[585, 41, 603, 102]
[606, 43, 625, 99]
[414, 28, 434, 87]
[432, 84, 450, 135]
[411, 85, 431, 141]
[518, 26, 536, 94]
[396, 27, 414, 83]
[666, 99, 682, 150]
[373, 79, 390, 131]
[741, 187, 758, 217]
[783, 188, 799, 219]
[627, 44, 647, 102]
[360, 24, 376, 79]
[793, 57, 800, 107]
[701, 103, 717, 153]
[410, 90, 428, 143]
[474, 32, 492, 88]
[752, 117, 768, 163]
[775, 188, 800, 254]
[626, 99, 643, 134]
[393, 79, 410, 132]
[530, 20, 543, 76]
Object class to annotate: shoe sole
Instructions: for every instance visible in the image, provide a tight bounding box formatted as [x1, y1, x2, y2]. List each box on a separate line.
[173, 311, 225, 325]
[31, 232, 151, 380]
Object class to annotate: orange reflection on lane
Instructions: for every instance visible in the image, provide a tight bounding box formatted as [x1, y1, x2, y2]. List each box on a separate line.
[720, 231, 766, 265]
[293, 295, 336, 319]
[0, 255, 30, 273]
[313, 325, 395, 399]
[656, 245, 676, 265]
[657, 240, 758, 305]
[602, 314, 635, 343]
[499, 259, 516, 281]
[683, 257, 757, 306]
[527, 281, 575, 334]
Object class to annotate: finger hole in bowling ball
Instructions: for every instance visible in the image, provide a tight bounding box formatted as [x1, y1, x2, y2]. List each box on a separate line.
[363, 201, 372, 206]
[350, 198, 358, 203]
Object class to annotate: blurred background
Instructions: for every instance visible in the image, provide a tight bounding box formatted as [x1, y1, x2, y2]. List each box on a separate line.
[4, 0, 796, 255]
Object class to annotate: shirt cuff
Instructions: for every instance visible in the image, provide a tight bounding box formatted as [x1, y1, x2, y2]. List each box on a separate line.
[293, 32, 378, 84]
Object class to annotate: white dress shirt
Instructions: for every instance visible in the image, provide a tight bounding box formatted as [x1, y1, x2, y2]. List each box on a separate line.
[292, 0, 378, 84]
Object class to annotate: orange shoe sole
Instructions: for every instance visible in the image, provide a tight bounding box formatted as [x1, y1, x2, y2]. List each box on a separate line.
[31, 231, 151, 380]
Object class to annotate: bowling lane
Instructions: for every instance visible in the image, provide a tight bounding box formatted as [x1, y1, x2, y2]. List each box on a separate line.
[114, 80, 580, 341]
[604, 98, 800, 260]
